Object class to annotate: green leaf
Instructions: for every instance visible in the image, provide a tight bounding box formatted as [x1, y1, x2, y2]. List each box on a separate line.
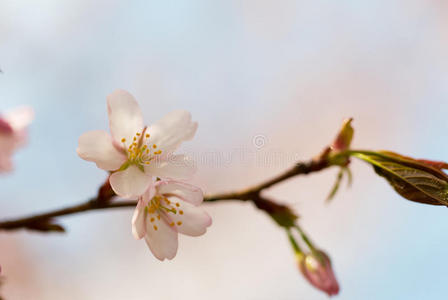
[326, 168, 344, 202]
[326, 167, 353, 202]
[344, 167, 353, 187]
[352, 151, 448, 206]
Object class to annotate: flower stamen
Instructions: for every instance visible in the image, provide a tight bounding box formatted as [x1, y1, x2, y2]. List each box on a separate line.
[121, 127, 163, 167]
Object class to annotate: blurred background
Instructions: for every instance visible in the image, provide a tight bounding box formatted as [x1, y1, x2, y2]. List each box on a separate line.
[1, 0, 448, 299]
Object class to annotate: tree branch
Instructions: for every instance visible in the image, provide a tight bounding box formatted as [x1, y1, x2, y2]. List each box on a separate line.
[0, 148, 332, 233]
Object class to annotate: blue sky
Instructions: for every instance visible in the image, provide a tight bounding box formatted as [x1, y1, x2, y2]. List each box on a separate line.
[1, 1, 448, 299]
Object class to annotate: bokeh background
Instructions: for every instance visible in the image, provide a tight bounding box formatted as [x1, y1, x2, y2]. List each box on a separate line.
[1, 1, 448, 299]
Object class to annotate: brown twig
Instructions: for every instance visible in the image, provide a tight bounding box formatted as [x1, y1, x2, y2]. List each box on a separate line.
[0, 148, 332, 233]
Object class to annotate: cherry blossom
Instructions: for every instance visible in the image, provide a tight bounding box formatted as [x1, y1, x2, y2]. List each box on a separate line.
[0, 106, 34, 172]
[77, 90, 197, 198]
[298, 250, 340, 296]
[132, 180, 212, 260]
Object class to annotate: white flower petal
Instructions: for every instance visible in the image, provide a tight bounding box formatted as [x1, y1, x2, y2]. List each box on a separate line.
[0, 124, 28, 172]
[145, 154, 196, 180]
[158, 181, 204, 206]
[164, 199, 212, 237]
[132, 200, 147, 239]
[148, 110, 197, 154]
[77, 130, 126, 171]
[0, 135, 16, 156]
[4, 106, 34, 131]
[141, 183, 157, 206]
[144, 212, 178, 261]
[10, 130, 28, 149]
[109, 165, 151, 199]
[107, 89, 144, 142]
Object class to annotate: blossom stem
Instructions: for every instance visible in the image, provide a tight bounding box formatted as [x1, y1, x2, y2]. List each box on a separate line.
[294, 225, 316, 252]
[205, 148, 331, 202]
[0, 148, 334, 233]
[287, 229, 303, 254]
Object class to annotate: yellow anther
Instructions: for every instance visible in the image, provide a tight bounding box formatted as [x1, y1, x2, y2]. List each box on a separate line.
[157, 215, 161, 220]
[150, 217, 155, 222]
[175, 203, 180, 207]
[133, 137, 137, 141]
[145, 133, 150, 138]
[154, 150, 162, 155]
[142, 145, 147, 150]
[179, 210, 184, 215]
[153, 225, 158, 231]
[170, 222, 175, 227]
[152, 144, 157, 148]
[147, 205, 156, 214]
[121, 138, 126, 143]
[177, 221, 182, 226]
[136, 133, 141, 136]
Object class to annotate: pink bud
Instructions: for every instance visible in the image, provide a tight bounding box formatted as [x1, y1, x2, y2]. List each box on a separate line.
[0, 107, 34, 173]
[0, 117, 13, 135]
[331, 118, 354, 152]
[298, 250, 340, 296]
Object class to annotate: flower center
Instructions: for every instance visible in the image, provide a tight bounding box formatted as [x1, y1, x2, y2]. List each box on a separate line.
[145, 195, 184, 231]
[120, 128, 162, 167]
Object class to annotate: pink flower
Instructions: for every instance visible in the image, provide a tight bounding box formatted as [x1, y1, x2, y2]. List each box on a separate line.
[0, 106, 34, 172]
[132, 180, 212, 260]
[298, 250, 340, 296]
[77, 90, 198, 199]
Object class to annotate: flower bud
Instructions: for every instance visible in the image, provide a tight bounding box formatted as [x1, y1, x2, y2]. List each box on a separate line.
[0, 117, 13, 135]
[328, 118, 354, 168]
[331, 118, 354, 153]
[297, 250, 340, 296]
[97, 177, 116, 203]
